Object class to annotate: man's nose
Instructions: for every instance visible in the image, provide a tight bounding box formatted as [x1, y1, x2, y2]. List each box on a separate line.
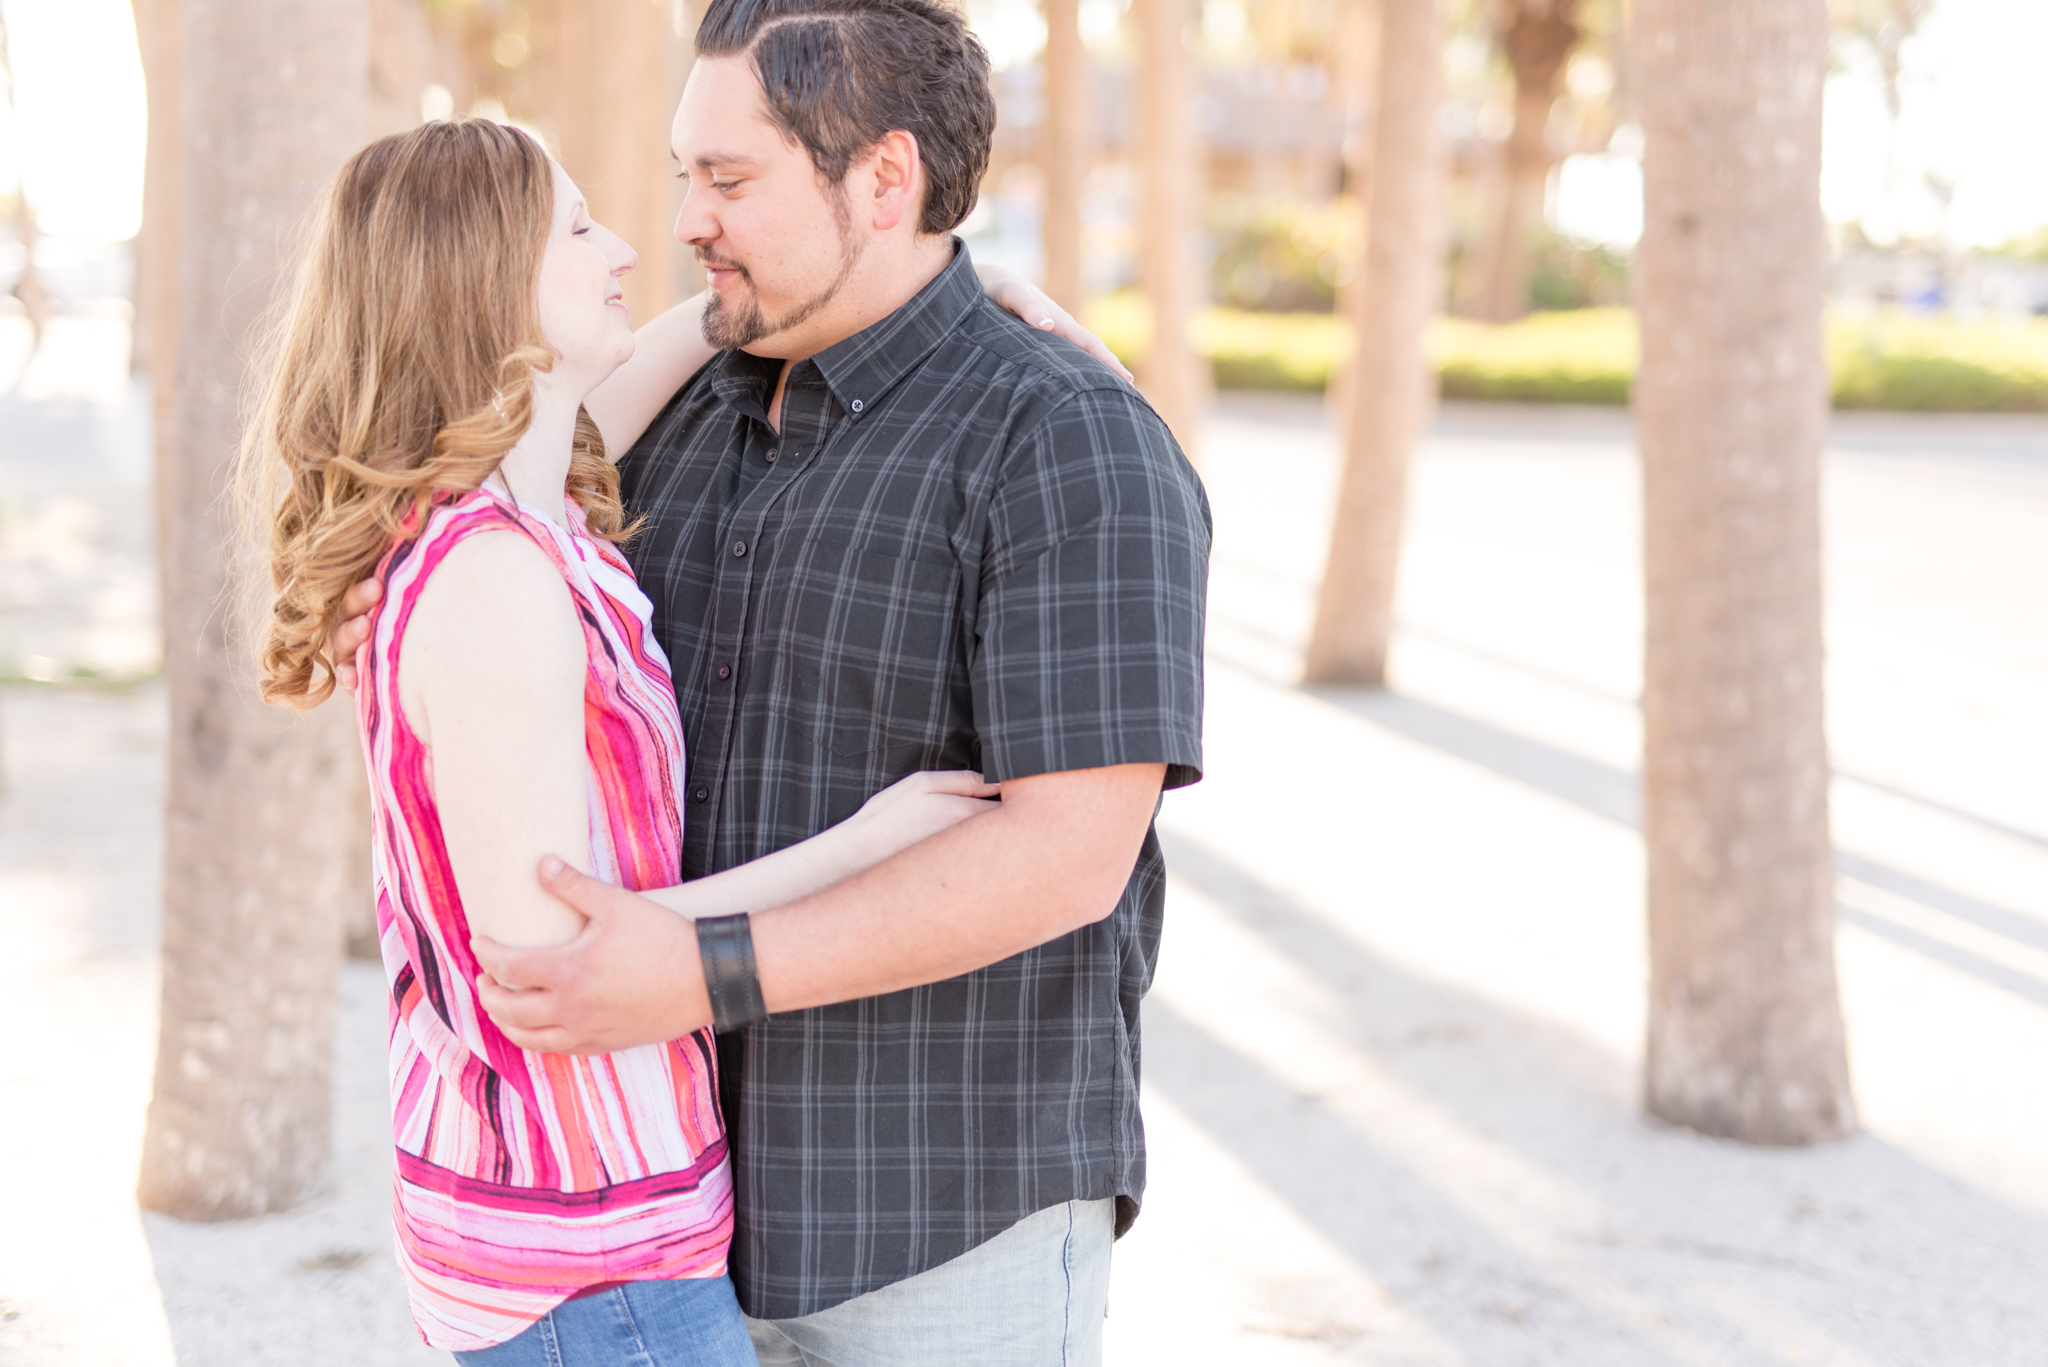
[675, 181, 718, 247]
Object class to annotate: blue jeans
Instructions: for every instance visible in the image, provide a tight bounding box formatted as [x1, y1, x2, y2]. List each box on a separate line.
[454, 1277, 759, 1367]
[749, 1199, 1115, 1367]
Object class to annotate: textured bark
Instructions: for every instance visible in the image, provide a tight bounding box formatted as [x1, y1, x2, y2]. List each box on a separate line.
[1467, 0, 1579, 323]
[1634, 0, 1855, 1146]
[1303, 0, 1444, 687]
[1135, 0, 1207, 447]
[548, 0, 689, 324]
[1040, 0, 1087, 313]
[137, 0, 368, 1220]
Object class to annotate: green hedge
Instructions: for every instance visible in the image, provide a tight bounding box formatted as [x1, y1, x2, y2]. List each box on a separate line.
[1827, 315, 2048, 412]
[1434, 310, 1635, 405]
[1082, 295, 2048, 412]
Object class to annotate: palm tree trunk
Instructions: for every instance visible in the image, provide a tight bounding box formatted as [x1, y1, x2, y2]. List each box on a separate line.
[1303, 0, 1445, 687]
[1466, 0, 1579, 323]
[1324, 0, 1378, 433]
[1135, 0, 1207, 448]
[548, 0, 689, 324]
[137, 0, 369, 1220]
[1040, 0, 1088, 314]
[1634, 0, 1854, 1146]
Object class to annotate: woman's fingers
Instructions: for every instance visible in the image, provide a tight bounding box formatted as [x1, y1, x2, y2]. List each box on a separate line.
[994, 280, 1135, 383]
[1049, 310, 1133, 382]
[326, 577, 383, 696]
[1075, 331, 1136, 384]
[918, 769, 1001, 798]
[340, 577, 383, 618]
[927, 794, 1001, 828]
[1012, 286, 1135, 382]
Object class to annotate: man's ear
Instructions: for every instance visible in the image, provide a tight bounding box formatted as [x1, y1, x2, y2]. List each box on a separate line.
[865, 129, 923, 233]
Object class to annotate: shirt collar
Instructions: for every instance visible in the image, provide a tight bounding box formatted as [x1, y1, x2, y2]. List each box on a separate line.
[807, 239, 981, 423]
[706, 349, 782, 426]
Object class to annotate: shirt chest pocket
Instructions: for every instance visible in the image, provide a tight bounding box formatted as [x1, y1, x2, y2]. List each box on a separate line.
[782, 543, 963, 758]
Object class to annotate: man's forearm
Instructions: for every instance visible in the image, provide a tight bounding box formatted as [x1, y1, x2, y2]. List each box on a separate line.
[749, 763, 1163, 1015]
[476, 763, 1163, 1053]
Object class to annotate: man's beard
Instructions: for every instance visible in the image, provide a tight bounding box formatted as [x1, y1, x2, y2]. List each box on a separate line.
[701, 191, 862, 351]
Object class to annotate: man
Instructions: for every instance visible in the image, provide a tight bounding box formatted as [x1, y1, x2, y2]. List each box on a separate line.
[422, 1, 1205, 1360]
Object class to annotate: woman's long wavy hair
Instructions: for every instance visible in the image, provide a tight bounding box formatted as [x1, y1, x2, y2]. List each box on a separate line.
[239, 118, 631, 710]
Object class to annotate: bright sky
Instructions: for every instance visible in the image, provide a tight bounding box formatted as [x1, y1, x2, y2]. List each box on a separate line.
[1822, 0, 2048, 248]
[0, 0, 2043, 251]
[0, 0, 146, 240]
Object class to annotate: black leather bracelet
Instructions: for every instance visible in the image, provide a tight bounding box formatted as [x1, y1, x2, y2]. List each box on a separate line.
[696, 913, 767, 1034]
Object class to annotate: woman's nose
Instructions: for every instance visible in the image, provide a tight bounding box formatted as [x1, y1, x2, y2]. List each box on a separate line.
[605, 227, 638, 277]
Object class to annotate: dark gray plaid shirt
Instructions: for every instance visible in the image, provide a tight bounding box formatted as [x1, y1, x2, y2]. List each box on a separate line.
[617, 244, 1210, 1320]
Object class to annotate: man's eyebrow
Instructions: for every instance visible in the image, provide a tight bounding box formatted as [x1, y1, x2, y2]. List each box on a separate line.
[692, 152, 764, 169]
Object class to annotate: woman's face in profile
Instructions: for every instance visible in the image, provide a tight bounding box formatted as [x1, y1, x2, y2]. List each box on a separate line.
[536, 154, 638, 385]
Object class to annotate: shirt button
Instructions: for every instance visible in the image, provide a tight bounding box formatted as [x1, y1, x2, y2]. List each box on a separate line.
[850, 398, 865, 414]
[692, 787, 709, 803]
[765, 447, 778, 463]
[715, 664, 731, 680]
[732, 540, 747, 558]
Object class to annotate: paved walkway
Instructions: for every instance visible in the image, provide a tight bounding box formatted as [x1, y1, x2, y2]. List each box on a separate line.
[2, 352, 2044, 1363]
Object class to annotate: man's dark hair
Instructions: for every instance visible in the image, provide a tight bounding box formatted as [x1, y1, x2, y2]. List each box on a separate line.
[695, 0, 995, 235]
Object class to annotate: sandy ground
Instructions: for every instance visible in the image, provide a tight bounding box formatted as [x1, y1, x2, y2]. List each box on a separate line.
[2, 323, 2045, 1365]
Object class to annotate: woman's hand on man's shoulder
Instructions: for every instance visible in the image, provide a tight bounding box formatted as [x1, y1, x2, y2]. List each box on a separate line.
[978, 268, 1135, 383]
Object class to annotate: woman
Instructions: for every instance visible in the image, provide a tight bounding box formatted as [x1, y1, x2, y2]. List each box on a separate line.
[241, 119, 1118, 1365]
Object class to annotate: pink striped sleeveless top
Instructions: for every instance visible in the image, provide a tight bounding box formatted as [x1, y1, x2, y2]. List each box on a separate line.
[355, 484, 730, 1352]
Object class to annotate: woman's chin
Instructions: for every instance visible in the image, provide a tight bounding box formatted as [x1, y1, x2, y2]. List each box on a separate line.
[593, 332, 637, 378]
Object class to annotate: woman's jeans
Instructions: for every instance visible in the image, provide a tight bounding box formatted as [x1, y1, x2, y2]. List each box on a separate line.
[453, 1276, 758, 1367]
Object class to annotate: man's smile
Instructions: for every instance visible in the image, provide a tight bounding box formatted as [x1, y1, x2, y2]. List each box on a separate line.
[698, 253, 749, 291]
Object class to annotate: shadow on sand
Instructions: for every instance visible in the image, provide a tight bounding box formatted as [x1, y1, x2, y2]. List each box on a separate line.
[1311, 686, 2048, 1012]
[1149, 820, 2048, 1365]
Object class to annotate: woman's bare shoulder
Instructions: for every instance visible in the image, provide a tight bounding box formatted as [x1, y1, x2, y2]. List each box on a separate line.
[401, 526, 586, 724]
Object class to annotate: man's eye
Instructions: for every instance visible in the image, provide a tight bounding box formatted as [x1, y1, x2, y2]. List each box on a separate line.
[713, 180, 738, 193]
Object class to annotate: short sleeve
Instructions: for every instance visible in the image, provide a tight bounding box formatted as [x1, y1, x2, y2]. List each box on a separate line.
[971, 386, 1211, 790]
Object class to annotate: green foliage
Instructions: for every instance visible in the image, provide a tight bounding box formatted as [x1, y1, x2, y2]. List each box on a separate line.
[1084, 296, 2048, 411]
[1202, 309, 1352, 390]
[1207, 196, 1360, 313]
[1083, 294, 1349, 392]
[1435, 309, 1635, 402]
[1441, 225, 1633, 313]
[1524, 236, 1633, 311]
[1827, 314, 2048, 412]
